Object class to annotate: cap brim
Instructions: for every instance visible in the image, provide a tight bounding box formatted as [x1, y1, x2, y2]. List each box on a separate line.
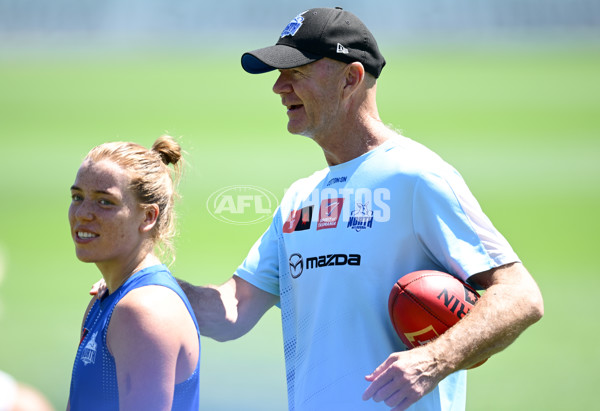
[241, 45, 322, 74]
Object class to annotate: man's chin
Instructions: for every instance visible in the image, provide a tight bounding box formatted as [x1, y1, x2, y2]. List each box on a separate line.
[287, 124, 314, 139]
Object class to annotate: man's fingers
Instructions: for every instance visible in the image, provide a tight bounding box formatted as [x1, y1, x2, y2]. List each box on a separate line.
[390, 396, 412, 411]
[386, 389, 411, 409]
[371, 378, 397, 403]
[89, 279, 107, 297]
[364, 349, 439, 410]
[363, 353, 418, 409]
[365, 354, 396, 381]
[363, 361, 394, 400]
[363, 369, 411, 410]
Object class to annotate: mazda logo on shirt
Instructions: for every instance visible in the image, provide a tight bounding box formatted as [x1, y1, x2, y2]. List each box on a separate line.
[289, 253, 304, 278]
[288, 252, 362, 279]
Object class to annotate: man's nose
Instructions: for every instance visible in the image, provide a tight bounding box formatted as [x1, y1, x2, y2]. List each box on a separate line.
[272, 71, 292, 95]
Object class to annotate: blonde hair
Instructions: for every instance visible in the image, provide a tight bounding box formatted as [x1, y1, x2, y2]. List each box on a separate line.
[84, 135, 183, 262]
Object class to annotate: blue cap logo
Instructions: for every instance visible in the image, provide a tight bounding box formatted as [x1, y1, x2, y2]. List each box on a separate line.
[280, 13, 305, 38]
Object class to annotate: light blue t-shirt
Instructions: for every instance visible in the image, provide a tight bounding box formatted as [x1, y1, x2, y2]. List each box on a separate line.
[235, 136, 519, 411]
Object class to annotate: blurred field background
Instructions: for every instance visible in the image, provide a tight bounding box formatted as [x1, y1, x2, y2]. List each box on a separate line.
[1, 1, 599, 410]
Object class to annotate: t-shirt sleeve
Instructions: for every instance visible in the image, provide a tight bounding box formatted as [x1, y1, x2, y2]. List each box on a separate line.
[234, 210, 282, 296]
[412, 170, 520, 284]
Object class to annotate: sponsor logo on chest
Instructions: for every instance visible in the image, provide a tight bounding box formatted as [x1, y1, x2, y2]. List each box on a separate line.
[282, 187, 390, 234]
[317, 198, 344, 230]
[288, 252, 361, 279]
[283, 205, 313, 233]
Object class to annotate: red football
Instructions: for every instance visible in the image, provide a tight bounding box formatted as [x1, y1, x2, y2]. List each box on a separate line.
[388, 270, 486, 368]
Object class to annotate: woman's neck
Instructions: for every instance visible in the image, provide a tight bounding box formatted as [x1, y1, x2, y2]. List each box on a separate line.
[97, 253, 161, 294]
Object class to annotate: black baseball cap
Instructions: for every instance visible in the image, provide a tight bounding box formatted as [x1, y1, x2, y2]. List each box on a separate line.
[241, 7, 386, 78]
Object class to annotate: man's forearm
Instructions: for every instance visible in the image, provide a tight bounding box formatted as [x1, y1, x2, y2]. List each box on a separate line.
[426, 263, 544, 373]
[178, 276, 279, 342]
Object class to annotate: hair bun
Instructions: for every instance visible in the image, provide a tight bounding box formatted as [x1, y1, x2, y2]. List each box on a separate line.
[152, 135, 182, 166]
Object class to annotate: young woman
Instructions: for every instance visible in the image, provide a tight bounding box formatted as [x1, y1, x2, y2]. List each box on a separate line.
[67, 136, 200, 411]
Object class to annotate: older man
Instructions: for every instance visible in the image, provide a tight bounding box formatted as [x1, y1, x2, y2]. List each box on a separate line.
[182, 7, 543, 411]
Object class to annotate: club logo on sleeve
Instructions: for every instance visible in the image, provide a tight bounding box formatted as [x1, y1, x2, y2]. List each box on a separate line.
[283, 206, 313, 233]
[347, 202, 374, 232]
[317, 198, 344, 230]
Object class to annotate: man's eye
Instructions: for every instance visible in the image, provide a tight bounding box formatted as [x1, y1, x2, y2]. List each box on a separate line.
[71, 194, 83, 202]
[99, 199, 114, 206]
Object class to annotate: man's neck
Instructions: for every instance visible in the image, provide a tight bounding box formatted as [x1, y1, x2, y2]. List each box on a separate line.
[317, 118, 395, 166]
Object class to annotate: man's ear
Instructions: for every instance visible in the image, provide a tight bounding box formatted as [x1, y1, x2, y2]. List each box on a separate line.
[342, 62, 365, 98]
[140, 204, 160, 233]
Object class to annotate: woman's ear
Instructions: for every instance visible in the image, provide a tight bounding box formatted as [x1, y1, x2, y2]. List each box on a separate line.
[140, 204, 160, 233]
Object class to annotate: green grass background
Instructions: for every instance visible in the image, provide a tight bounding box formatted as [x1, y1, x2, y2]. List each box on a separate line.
[0, 44, 598, 410]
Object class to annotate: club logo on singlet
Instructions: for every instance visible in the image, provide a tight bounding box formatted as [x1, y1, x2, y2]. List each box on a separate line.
[81, 332, 98, 366]
[347, 202, 374, 232]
